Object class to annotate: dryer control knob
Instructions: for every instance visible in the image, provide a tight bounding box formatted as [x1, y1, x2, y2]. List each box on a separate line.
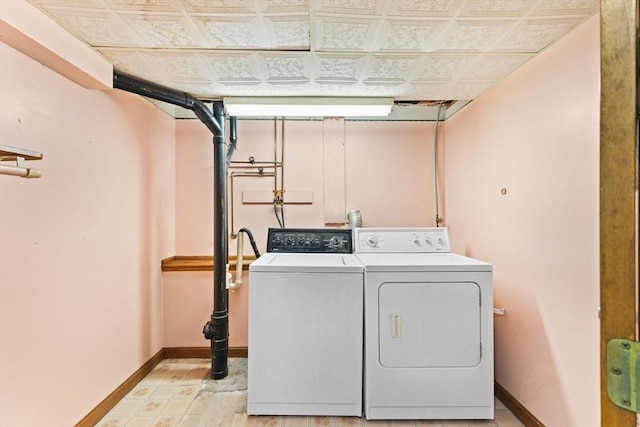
[366, 235, 379, 247]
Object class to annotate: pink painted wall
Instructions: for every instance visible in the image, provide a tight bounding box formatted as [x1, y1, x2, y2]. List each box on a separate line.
[345, 121, 444, 227]
[167, 119, 440, 348]
[163, 271, 249, 348]
[175, 119, 440, 254]
[444, 15, 600, 427]
[0, 42, 175, 426]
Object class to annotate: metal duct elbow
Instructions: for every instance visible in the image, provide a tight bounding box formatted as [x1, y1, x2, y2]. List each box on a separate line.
[187, 98, 223, 136]
[113, 70, 222, 135]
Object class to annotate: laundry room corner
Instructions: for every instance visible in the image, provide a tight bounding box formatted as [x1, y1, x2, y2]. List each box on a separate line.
[443, 13, 600, 427]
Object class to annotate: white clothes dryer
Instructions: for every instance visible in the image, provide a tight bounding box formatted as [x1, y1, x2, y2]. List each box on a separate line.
[354, 227, 494, 420]
[247, 228, 363, 416]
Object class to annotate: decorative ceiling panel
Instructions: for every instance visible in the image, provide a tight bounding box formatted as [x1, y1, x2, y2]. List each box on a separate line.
[387, 0, 463, 17]
[26, 0, 599, 113]
[492, 18, 578, 52]
[182, 0, 257, 14]
[379, 21, 443, 52]
[414, 54, 481, 81]
[315, 18, 376, 51]
[457, 0, 536, 18]
[316, 55, 365, 81]
[122, 14, 203, 47]
[106, 0, 182, 13]
[434, 20, 517, 52]
[364, 55, 422, 82]
[200, 53, 260, 82]
[462, 54, 533, 80]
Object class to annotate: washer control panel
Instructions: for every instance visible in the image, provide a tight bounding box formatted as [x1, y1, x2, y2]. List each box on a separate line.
[354, 227, 451, 253]
[267, 228, 353, 253]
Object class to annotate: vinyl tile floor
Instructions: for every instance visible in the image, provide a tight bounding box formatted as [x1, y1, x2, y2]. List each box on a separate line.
[95, 358, 524, 427]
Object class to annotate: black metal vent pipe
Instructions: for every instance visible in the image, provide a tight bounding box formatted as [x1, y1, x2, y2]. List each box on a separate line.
[112, 70, 229, 379]
[207, 101, 229, 379]
[113, 71, 222, 136]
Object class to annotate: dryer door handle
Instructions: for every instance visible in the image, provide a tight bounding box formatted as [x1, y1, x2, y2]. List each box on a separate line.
[391, 313, 402, 338]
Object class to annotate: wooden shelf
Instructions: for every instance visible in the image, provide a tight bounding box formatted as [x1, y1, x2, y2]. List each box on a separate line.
[161, 255, 256, 272]
[0, 144, 43, 161]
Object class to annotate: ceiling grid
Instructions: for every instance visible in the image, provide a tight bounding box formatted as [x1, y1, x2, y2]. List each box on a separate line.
[25, 0, 599, 111]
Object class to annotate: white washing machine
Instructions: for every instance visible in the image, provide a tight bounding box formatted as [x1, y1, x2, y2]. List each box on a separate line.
[354, 227, 494, 420]
[247, 228, 363, 416]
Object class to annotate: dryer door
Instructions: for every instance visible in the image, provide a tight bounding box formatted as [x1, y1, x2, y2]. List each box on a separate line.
[378, 282, 481, 368]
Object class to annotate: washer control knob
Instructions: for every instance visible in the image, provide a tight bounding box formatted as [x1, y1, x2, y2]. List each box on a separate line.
[410, 233, 420, 243]
[425, 236, 432, 245]
[366, 235, 379, 247]
[328, 236, 342, 248]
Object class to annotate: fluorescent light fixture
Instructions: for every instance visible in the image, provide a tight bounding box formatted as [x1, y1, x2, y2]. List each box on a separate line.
[224, 97, 393, 117]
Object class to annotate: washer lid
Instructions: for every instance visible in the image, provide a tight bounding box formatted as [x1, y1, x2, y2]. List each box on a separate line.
[355, 252, 491, 272]
[249, 253, 364, 273]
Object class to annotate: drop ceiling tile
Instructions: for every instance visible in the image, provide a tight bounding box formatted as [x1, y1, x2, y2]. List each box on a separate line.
[261, 54, 309, 81]
[105, 0, 181, 13]
[358, 82, 410, 98]
[460, 54, 532, 80]
[434, 20, 518, 52]
[193, 17, 261, 48]
[121, 15, 204, 47]
[215, 82, 269, 97]
[311, 83, 364, 100]
[100, 50, 158, 76]
[315, 80, 360, 88]
[457, 0, 537, 18]
[315, 0, 386, 16]
[316, 55, 366, 80]
[268, 79, 310, 86]
[37, 8, 142, 46]
[182, 0, 256, 14]
[320, 85, 362, 96]
[529, 0, 599, 17]
[29, 0, 105, 10]
[162, 80, 217, 96]
[315, 18, 376, 51]
[414, 54, 478, 81]
[117, 51, 209, 81]
[379, 20, 445, 52]
[364, 55, 421, 82]
[256, 80, 313, 96]
[269, 17, 310, 48]
[260, 0, 310, 14]
[386, 0, 463, 18]
[198, 53, 260, 82]
[492, 18, 578, 52]
[406, 81, 453, 100]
